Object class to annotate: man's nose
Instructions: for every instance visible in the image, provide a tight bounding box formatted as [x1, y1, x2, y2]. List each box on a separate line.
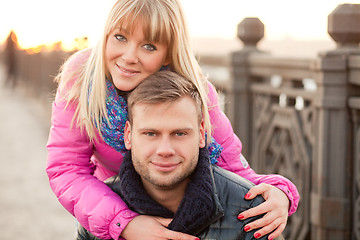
[156, 136, 175, 157]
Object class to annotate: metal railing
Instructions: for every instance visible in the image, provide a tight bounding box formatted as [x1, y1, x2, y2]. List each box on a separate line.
[199, 4, 360, 240]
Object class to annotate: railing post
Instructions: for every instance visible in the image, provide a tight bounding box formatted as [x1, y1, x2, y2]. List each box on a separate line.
[310, 4, 360, 239]
[351, 96, 360, 240]
[230, 17, 266, 161]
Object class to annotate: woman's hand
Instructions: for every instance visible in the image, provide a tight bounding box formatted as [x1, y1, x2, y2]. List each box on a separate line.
[238, 183, 289, 240]
[121, 215, 199, 240]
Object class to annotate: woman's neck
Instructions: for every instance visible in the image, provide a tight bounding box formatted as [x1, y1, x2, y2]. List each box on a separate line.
[116, 88, 130, 99]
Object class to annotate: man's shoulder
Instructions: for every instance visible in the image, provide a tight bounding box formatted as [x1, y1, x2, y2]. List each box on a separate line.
[104, 175, 122, 194]
[211, 165, 265, 206]
[212, 165, 255, 191]
[201, 165, 267, 240]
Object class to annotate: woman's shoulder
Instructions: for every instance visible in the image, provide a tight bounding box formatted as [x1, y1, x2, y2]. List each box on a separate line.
[63, 48, 92, 74]
[58, 48, 92, 91]
[205, 80, 220, 109]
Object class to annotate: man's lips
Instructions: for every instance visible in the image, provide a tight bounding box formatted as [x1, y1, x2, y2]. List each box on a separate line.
[151, 162, 180, 172]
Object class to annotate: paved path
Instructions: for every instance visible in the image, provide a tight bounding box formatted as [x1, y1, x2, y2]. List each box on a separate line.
[0, 67, 75, 239]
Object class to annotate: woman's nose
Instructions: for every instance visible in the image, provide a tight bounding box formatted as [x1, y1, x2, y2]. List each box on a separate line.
[121, 45, 139, 64]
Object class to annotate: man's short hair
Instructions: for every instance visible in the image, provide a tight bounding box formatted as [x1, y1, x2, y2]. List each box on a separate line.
[127, 71, 203, 124]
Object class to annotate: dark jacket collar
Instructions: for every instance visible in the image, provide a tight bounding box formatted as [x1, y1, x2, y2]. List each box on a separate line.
[107, 148, 224, 236]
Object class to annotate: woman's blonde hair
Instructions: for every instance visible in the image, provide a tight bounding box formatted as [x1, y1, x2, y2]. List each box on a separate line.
[56, 0, 212, 143]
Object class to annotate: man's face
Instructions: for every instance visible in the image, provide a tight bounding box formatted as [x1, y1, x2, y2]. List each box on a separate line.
[124, 96, 206, 190]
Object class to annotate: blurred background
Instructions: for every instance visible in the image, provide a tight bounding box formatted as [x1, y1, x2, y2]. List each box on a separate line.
[0, 1, 359, 240]
[0, 0, 351, 56]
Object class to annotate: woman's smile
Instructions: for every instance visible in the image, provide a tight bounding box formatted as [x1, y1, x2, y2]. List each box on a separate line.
[116, 64, 140, 77]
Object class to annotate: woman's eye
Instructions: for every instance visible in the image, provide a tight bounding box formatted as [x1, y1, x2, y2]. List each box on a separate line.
[143, 44, 157, 51]
[115, 34, 126, 42]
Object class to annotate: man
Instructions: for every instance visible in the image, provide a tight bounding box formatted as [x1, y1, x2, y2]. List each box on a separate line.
[77, 71, 271, 239]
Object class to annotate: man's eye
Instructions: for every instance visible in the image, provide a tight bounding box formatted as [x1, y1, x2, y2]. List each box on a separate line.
[175, 132, 186, 137]
[143, 44, 157, 51]
[145, 132, 156, 137]
[115, 34, 126, 42]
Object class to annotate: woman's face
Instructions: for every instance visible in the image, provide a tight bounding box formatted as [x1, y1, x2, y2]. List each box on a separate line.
[106, 22, 170, 92]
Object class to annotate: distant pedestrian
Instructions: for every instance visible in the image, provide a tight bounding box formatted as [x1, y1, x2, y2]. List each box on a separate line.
[4, 30, 18, 88]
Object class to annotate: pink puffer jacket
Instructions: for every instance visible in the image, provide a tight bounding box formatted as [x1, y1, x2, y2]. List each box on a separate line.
[46, 50, 299, 239]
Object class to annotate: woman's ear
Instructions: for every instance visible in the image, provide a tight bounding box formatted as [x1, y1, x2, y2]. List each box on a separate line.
[163, 54, 171, 67]
[124, 121, 132, 150]
[199, 120, 206, 148]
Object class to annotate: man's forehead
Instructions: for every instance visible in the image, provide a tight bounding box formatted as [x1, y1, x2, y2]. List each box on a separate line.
[131, 96, 198, 113]
[131, 100, 199, 130]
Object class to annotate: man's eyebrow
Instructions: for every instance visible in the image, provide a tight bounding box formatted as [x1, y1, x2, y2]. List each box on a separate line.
[136, 127, 194, 132]
[173, 128, 193, 131]
[171, 128, 195, 133]
[137, 127, 157, 131]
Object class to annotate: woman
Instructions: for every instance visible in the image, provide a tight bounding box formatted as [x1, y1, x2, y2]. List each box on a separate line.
[46, 0, 299, 239]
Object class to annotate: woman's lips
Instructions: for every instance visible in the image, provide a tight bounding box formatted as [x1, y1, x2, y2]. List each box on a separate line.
[117, 64, 139, 77]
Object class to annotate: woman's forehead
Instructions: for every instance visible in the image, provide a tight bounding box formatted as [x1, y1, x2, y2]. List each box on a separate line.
[111, 11, 171, 44]
[115, 19, 172, 45]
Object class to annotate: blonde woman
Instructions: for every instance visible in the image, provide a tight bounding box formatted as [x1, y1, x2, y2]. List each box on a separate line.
[46, 0, 299, 239]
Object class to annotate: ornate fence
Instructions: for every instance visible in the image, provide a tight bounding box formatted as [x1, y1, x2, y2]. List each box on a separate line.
[201, 4, 360, 240]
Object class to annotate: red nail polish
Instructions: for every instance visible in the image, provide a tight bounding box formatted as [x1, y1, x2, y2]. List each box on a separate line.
[237, 214, 244, 220]
[245, 193, 251, 199]
[254, 233, 261, 238]
[244, 226, 250, 231]
[268, 237, 274, 240]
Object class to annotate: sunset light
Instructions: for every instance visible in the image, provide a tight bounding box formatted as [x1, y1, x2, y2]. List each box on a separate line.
[0, 0, 113, 51]
[0, 0, 356, 51]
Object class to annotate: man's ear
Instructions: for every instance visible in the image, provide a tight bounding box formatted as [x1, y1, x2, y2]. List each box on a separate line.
[124, 121, 132, 150]
[199, 120, 206, 148]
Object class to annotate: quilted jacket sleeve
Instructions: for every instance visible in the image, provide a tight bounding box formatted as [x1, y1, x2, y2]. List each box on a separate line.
[207, 81, 299, 216]
[45, 51, 138, 239]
